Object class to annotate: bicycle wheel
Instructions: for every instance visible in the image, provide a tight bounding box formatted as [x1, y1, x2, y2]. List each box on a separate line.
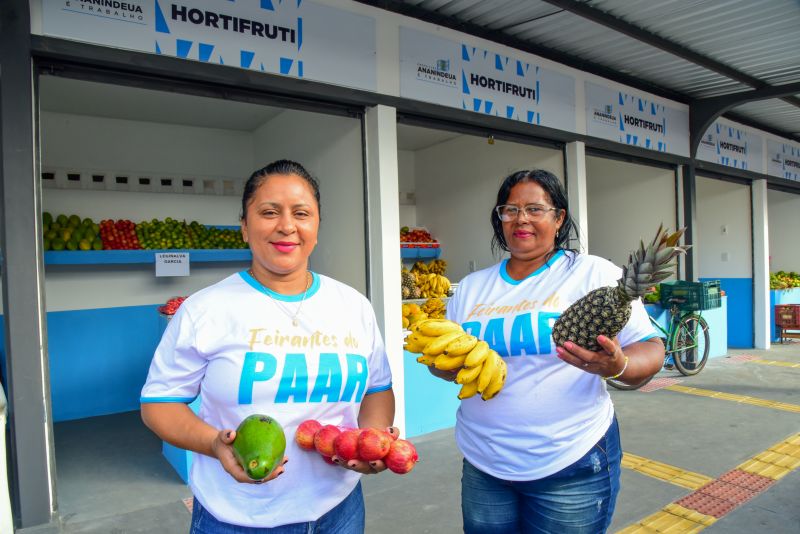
[672, 314, 710, 376]
[606, 375, 654, 391]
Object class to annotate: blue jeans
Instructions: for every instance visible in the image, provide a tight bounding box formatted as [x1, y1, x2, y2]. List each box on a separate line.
[190, 482, 365, 533]
[462, 417, 621, 534]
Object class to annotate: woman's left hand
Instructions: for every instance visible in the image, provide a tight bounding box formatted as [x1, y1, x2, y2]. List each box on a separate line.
[331, 426, 400, 474]
[555, 335, 626, 378]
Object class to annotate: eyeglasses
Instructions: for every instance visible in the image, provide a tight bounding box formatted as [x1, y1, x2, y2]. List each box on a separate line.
[495, 204, 558, 222]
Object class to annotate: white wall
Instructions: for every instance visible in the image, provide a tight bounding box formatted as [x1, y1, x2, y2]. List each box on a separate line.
[253, 109, 366, 294]
[41, 111, 254, 179]
[767, 189, 800, 272]
[414, 135, 563, 283]
[696, 176, 752, 278]
[586, 157, 677, 268]
[398, 149, 417, 227]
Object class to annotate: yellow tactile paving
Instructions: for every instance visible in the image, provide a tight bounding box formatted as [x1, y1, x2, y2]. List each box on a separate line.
[663, 385, 800, 413]
[748, 359, 800, 368]
[615, 504, 716, 533]
[622, 453, 713, 490]
[736, 433, 800, 480]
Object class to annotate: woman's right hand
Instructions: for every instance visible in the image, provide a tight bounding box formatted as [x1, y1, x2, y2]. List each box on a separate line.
[428, 366, 458, 382]
[212, 429, 288, 484]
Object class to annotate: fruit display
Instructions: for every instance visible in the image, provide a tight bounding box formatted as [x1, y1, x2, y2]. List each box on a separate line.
[42, 210, 248, 252]
[100, 219, 142, 250]
[401, 303, 428, 329]
[770, 271, 800, 289]
[42, 212, 103, 252]
[400, 226, 438, 246]
[294, 420, 418, 475]
[158, 296, 187, 316]
[404, 319, 507, 401]
[411, 261, 452, 299]
[421, 297, 446, 319]
[232, 414, 287, 480]
[552, 225, 688, 352]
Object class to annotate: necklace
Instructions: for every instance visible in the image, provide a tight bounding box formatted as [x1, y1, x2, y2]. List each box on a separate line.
[248, 269, 312, 326]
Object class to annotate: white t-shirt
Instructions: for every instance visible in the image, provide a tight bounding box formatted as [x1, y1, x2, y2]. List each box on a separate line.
[141, 271, 392, 528]
[447, 251, 655, 481]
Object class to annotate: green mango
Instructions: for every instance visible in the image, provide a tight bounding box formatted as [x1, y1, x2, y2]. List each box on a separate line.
[232, 414, 286, 481]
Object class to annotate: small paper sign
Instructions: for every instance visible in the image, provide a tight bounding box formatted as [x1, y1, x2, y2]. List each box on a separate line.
[155, 252, 190, 277]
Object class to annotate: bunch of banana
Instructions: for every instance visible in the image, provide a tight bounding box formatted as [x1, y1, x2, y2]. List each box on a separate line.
[414, 272, 451, 298]
[421, 297, 446, 319]
[454, 342, 507, 401]
[411, 261, 430, 275]
[428, 259, 448, 276]
[403, 319, 507, 401]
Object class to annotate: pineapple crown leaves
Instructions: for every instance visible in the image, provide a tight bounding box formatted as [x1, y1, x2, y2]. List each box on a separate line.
[618, 225, 690, 301]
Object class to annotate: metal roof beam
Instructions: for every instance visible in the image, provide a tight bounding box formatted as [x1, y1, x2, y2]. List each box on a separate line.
[540, 0, 800, 112]
[690, 82, 800, 156]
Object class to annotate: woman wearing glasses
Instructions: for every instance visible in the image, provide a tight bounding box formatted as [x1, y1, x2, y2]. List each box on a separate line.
[432, 169, 663, 533]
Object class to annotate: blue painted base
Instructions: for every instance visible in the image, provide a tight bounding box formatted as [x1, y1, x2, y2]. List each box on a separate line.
[645, 296, 728, 358]
[0, 305, 164, 422]
[769, 288, 800, 342]
[403, 350, 461, 438]
[702, 278, 752, 348]
[162, 397, 201, 484]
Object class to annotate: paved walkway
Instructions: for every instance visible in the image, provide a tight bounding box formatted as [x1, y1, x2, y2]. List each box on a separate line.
[23, 342, 800, 533]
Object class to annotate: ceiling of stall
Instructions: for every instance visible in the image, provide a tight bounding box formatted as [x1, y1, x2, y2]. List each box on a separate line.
[39, 76, 283, 131]
[358, 0, 800, 143]
[397, 123, 462, 150]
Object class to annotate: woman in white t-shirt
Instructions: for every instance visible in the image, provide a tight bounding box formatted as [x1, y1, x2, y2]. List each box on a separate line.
[141, 160, 395, 532]
[432, 169, 664, 533]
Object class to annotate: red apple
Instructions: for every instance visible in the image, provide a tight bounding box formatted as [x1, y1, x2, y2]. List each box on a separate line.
[314, 425, 341, 457]
[384, 439, 418, 474]
[295, 419, 323, 451]
[333, 429, 362, 462]
[357, 428, 392, 461]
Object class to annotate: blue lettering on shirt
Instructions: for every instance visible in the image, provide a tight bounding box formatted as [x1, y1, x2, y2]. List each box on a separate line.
[238, 352, 277, 405]
[308, 353, 342, 403]
[484, 318, 509, 357]
[460, 311, 562, 357]
[509, 313, 536, 356]
[340, 353, 368, 402]
[275, 353, 309, 403]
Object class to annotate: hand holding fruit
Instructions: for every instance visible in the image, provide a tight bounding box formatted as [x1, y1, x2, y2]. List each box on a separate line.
[295, 421, 418, 475]
[212, 427, 287, 484]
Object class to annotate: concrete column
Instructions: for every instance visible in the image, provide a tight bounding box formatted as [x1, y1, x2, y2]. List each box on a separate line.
[1, 0, 59, 529]
[565, 141, 588, 253]
[363, 105, 405, 434]
[751, 179, 770, 349]
[679, 165, 699, 281]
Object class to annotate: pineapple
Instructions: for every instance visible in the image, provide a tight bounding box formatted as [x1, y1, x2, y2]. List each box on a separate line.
[401, 268, 416, 299]
[552, 225, 688, 352]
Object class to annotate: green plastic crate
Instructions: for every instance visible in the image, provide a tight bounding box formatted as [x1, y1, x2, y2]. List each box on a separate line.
[659, 280, 721, 311]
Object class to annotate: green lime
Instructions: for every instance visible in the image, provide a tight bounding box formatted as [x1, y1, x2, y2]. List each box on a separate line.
[79, 239, 92, 251]
[92, 239, 103, 251]
[52, 238, 65, 251]
[66, 239, 78, 251]
[43, 212, 53, 226]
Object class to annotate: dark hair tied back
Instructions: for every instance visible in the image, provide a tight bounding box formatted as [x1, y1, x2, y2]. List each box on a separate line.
[241, 159, 321, 219]
[490, 169, 577, 257]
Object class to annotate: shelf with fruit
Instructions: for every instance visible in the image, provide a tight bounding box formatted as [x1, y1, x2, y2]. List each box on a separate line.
[43, 212, 252, 265]
[400, 226, 441, 259]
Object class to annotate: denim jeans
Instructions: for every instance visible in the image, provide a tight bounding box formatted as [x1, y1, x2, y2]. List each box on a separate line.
[462, 416, 621, 534]
[190, 482, 365, 534]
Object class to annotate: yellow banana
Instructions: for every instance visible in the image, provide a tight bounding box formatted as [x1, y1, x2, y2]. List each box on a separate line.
[409, 332, 437, 347]
[481, 359, 507, 401]
[434, 353, 467, 371]
[423, 330, 466, 357]
[416, 354, 436, 366]
[464, 341, 490, 368]
[444, 334, 478, 356]
[477, 351, 501, 392]
[418, 320, 463, 337]
[457, 380, 480, 400]
[456, 364, 483, 384]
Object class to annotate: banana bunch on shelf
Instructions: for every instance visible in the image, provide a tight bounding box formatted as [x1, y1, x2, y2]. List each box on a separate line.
[414, 272, 451, 298]
[421, 297, 446, 319]
[404, 319, 507, 401]
[411, 259, 448, 276]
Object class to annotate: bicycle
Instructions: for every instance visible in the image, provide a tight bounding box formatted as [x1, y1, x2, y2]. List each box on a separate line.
[607, 280, 718, 390]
